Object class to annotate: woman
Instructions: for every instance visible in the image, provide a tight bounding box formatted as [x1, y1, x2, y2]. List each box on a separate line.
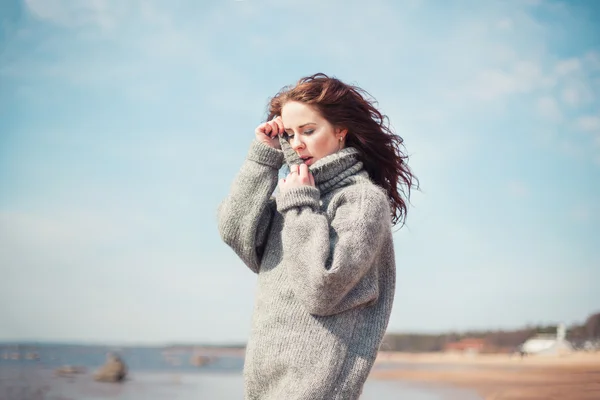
[218, 73, 417, 399]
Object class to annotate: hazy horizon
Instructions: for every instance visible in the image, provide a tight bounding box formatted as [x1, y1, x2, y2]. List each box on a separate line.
[1, 310, 597, 347]
[1, 309, 595, 347]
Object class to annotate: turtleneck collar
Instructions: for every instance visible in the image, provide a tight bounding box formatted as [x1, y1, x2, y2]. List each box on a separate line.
[279, 137, 370, 195]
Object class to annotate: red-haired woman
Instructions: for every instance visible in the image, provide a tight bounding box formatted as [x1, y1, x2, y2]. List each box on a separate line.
[218, 73, 417, 400]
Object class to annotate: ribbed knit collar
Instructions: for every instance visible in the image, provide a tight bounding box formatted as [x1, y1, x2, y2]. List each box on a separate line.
[279, 137, 370, 195]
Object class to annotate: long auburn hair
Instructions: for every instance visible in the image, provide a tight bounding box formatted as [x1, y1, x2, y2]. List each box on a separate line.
[266, 73, 419, 227]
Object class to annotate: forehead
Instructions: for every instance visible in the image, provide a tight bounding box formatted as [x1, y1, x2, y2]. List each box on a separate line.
[281, 101, 321, 124]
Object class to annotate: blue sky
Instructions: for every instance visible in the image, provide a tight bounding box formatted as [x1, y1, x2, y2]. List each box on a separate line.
[1, 0, 598, 345]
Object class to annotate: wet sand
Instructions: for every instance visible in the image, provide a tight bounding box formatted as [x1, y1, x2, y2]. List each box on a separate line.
[372, 352, 600, 399]
[0, 365, 482, 400]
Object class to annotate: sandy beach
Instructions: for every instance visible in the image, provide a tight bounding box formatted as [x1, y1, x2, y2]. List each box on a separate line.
[372, 352, 600, 399]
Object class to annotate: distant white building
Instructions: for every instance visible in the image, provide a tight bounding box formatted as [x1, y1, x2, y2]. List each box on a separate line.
[520, 323, 573, 355]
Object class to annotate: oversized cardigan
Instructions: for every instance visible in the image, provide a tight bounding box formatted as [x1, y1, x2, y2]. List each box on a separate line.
[217, 138, 396, 400]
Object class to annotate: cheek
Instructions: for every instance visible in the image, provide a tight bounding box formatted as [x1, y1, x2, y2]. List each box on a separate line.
[319, 137, 338, 155]
[307, 132, 338, 156]
[313, 136, 333, 154]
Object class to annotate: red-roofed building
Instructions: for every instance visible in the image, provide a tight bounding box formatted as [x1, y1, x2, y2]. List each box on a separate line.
[443, 338, 487, 354]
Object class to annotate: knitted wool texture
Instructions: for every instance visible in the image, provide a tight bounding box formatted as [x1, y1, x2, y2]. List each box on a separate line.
[217, 138, 396, 400]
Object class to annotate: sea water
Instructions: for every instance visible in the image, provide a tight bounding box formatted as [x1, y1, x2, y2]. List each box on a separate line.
[0, 344, 482, 399]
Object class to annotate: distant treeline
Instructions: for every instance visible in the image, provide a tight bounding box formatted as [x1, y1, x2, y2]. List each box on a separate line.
[380, 311, 600, 353]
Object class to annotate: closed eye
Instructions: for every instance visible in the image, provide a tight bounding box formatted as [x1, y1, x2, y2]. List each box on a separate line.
[283, 129, 314, 141]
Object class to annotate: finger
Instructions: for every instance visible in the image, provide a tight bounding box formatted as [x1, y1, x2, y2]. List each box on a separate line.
[299, 163, 309, 181]
[263, 123, 272, 136]
[279, 178, 285, 187]
[274, 117, 285, 136]
[256, 122, 267, 135]
[268, 121, 279, 138]
[286, 166, 298, 182]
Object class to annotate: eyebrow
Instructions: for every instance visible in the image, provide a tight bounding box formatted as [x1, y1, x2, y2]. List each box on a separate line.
[284, 122, 316, 131]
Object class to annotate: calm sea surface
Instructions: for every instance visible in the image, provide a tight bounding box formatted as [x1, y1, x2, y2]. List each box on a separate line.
[0, 344, 482, 399]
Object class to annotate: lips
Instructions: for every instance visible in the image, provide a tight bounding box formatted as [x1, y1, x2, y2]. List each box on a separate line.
[300, 156, 313, 165]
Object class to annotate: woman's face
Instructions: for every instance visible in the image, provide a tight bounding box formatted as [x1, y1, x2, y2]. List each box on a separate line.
[281, 101, 346, 166]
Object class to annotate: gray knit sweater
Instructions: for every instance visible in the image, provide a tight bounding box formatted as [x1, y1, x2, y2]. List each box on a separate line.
[217, 138, 396, 400]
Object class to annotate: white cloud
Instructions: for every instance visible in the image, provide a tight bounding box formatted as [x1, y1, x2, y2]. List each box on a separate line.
[24, 0, 124, 30]
[576, 116, 600, 132]
[557, 138, 585, 159]
[465, 60, 550, 101]
[495, 17, 513, 30]
[10, 0, 252, 112]
[561, 87, 578, 105]
[470, 69, 522, 100]
[553, 54, 598, 108]
[560, 84, 594, 107]
[536, 95, 562, 121]
[507, 181, 530, 198]
[569, 205, 594, 223]
[555, 58, 581, 76]
[584, 50, 600, 70]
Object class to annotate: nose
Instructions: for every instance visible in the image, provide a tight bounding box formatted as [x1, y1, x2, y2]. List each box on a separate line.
[290, 135, 305, 151]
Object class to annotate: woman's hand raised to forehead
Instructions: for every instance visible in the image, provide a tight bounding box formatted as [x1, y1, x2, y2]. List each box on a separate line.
[279, 163, 315, 193]
[255, 116, 285, 149]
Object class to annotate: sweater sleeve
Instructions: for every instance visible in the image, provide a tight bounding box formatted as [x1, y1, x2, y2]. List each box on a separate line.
[217, 140, 284, 273]
[276, 184, 390, 316]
